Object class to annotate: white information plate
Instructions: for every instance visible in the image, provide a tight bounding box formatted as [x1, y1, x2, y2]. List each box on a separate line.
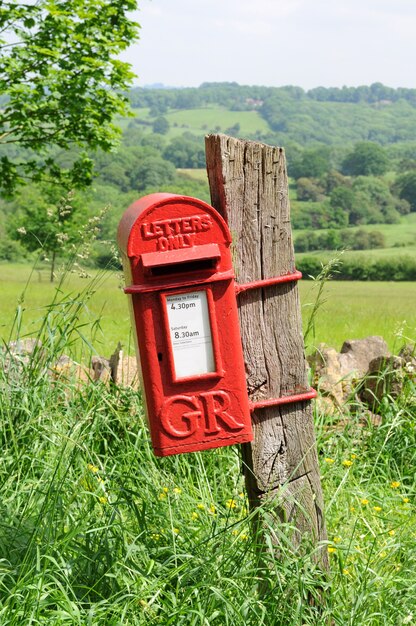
[165, 290, 215, 379]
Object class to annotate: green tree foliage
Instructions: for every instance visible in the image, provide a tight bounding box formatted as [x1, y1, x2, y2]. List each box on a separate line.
[0, 0, 139, 196]
[224, 122, 241, 137]
[8, 188, 83, 280]
[152, 116, 170, 135]
[294, 228, 386, 253]
[96, 145, 176, 192]
[321, 170, 351, 194]
[163, 134, 206, 168]
[328, 177, 400, 226]
[296, 178, 326, 202]
[298, 255, 416, 281]
[394, 171, 416, 211]
[352, 177, 400, 223]
[289, 148, 331, 180]
[342, 142, 389, 176]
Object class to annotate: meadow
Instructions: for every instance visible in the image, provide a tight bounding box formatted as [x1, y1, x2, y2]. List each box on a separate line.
[2, 263, 415, 357]
[1, 260, 415, 624]
[128, 106, 270, 139]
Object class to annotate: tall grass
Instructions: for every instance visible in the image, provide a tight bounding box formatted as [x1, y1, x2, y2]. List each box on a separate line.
[0, 266, 415, 624]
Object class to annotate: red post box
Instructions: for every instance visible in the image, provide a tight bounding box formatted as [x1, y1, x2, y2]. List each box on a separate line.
[117, 193, 253, 457]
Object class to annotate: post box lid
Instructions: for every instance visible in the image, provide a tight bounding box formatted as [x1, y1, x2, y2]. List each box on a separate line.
[117, 193, 234, 288]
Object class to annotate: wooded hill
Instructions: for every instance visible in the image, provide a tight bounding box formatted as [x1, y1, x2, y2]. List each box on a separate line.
[1, 82, 416, 279]
[129, 82, 416, 147]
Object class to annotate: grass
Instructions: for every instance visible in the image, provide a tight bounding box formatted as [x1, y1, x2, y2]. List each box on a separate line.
[0, 264, 415, 624]
[177, 168, 209, 183]
[130, 105, 270, 139]
[0, 263, 134, 359]
[299, 280, 416, 352]
[1, 263, 415, 357]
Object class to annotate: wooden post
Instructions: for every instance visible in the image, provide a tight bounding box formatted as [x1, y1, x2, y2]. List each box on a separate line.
[205, 134, 328, 567]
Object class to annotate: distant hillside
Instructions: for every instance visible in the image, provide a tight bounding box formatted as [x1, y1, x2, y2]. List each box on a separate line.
[129, 82, 416, 148]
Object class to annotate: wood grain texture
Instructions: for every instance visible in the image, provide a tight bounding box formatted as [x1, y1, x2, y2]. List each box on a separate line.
[205, 134, 327, 563]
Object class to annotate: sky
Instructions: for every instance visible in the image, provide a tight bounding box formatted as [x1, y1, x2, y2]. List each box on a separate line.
[121, 0, 416, 90]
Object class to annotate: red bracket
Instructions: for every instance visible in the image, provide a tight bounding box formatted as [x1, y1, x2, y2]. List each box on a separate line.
[249, 388, 317, 412]
[235, 270, 302, 295]
[235, 269, 316, 411]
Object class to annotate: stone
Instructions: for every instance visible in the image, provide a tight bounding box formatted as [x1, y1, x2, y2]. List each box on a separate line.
[50, 354, 93, 385]
[338, 336, 390, 379]
[91, 356, 111, 383]
[8, 338, 42, 356]
[399, 344, 416, 378]
[308, 343, 344, 410]
[109, 343, 139, 388]
[360, 355, 406, 408]
[2, 338, 43, 376]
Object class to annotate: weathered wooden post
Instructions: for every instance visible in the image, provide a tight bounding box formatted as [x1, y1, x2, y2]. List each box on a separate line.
[205, 134, 328, 566]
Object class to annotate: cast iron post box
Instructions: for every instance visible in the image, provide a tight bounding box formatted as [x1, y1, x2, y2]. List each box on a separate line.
[117, 193, 253, 457]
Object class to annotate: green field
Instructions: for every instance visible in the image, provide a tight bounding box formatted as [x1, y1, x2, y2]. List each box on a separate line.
[177, 168, 210, 183]
[2, 263, 415, 357]
[131, 105, 270, 139]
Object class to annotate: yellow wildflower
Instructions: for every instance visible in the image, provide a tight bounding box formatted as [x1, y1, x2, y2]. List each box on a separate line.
[390, 481, 401, 489]
[328, 546, 337, 554]
[173, 487, 182, 495]
[151, 533, 161, 541]
[232, 529, 239, 536]
[158, 492, 167, 500]
[209, 504, 217, 514]
[240, 533, 248, 541]
[388, 529, 395, 536]
[333, 536, 342, 544]
[324, 457, 335, 464]
[87, 463, 99, 474]
[173, 528, 179, 535]
[350, 506, 356, 513]
[342, 568, 350, 575]
[191, 512, 199, 520]
[380, 551, 387, 558]
[361, 499, 369, 506]
[342, 459, 353, 467]
[373, 506, 382, 512]
[350, 454, 357, 460]
[162, 487, 169, 493]
[403, 497, 410, 504]
[197, 503, 205, 510]
[226, 499, 237, 509]
[99, 496, 108, 505]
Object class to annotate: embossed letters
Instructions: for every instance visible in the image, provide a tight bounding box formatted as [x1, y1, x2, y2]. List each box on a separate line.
[160, 390, 244, 439]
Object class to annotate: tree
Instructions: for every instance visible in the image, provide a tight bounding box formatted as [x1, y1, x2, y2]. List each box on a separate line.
[152, 116, 170, 135]
[0, 0, 139, 196]
[394, 171, 416, 211]
[352, 176, 400, 223]
[289, 147, 331, 180]
[163, 134, 206, 168]
[341, 142, 389, 176]
[8, 187, 81, 281]
[296, 177, 326, 201]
